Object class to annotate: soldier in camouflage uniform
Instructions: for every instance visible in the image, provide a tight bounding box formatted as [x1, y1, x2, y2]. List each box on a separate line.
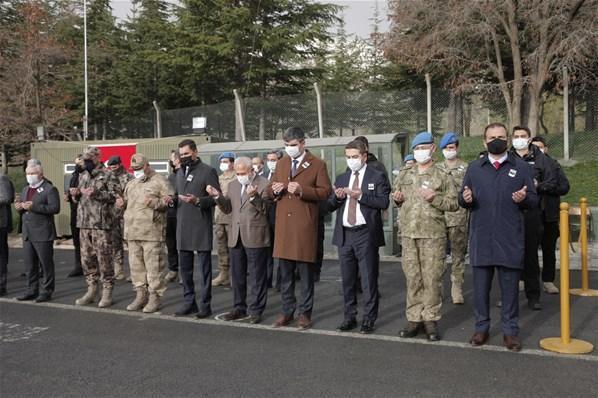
[438, 132, 469, 304]
[117, 154, 174, 313]
[74, 146, 122, 308]
[106, 156, 133, 280]
[392, 132, 458, 341]
[212, 152, 236, 287]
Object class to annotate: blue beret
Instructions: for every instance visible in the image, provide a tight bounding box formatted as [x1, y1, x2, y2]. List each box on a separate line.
[218, 152, 235, 161]
[411, 131, 434, 149]
[404, 154, 415, 163]
[439, 132, 459, 149]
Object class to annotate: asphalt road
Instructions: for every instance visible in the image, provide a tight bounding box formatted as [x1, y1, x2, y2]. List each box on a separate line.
[1, 248, 597, 397]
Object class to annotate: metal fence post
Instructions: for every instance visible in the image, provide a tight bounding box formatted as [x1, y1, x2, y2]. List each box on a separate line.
[314, 82, 324, 139]
[425, 74, 432, 134]
[153, 101, 162, 139]
[563, 67, 570, 160]
[234, 89, 246, 142]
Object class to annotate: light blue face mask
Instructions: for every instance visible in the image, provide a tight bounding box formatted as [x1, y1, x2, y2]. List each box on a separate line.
[133, 170, 145, 179]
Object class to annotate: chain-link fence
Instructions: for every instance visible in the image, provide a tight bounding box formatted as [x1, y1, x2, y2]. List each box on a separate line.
[102, 86, 597, 161]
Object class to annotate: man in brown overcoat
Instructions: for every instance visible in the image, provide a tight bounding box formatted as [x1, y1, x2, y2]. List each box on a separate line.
[266, 127, 331, 330]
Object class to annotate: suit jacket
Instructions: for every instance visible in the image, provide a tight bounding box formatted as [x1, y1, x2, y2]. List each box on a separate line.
[20, 179, 60, 242]
[175, 159, 220, 251]
[328, 166, 390, 248]
[216, 175, 271, 249]
[265, 150, 331, 263]
[0, 175, 15, 231]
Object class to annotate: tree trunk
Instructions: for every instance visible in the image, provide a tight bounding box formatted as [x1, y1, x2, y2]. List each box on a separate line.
[259, 105, 265, 141]
[585, 89, 596, 132]
[447, 92, 457, 132]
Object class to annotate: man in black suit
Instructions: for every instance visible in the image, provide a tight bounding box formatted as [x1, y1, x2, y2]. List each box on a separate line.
[175, 139, 220, 318]
[328, 140, 391, 334]
[14, 162, 60, 302]
[65, 154, 84, 277]
[0, 172, 15, 296]
[265, 149, 283, 290]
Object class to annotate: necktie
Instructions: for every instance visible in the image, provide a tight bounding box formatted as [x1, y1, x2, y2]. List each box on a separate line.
[348, 171, 360, 226]
[291, 159, 299, 178]
[493, 161, 501, 170]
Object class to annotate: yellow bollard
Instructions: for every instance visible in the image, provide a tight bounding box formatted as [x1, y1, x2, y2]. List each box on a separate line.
[570, 197, 598, 297]
[540, 203, 594, 354]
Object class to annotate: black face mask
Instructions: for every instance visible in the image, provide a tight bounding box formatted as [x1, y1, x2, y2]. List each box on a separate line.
[487, 138, 508, 155]
[84, 159, 95, 172]
[180, 156, 193, 167]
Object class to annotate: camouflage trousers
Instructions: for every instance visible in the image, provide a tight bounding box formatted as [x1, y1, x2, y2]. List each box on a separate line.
[112, 219, 125, 276]
[128, 240, 167, 296]
[447, 225, 468, 286]
[80, 228, 114, 287]
[401, 237, 447, 322]
[215, 224, 230, 272]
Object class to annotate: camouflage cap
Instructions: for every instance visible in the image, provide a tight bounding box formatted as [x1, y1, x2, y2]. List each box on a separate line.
[82, 145, 101, 160]
[130, 153, 148, 170]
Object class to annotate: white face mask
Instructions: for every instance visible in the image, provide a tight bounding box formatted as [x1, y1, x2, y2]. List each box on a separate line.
[285, 145, 301, 159]
[513, 138, 529, 150]
[413, 149, 432, 164]
[133, 170, 145, 179]
[442, 149, 457, 160]
[26, 174, 40, 186]
[237, 175, 250, 186]
[219, 162, 230, 172]
[252, 165, 261, 173]
[267, 161, 277, 171]
[346, 158, 364, 172]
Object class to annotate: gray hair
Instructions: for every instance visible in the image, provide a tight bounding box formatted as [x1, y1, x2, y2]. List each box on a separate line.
[26, 162, 43, 174]
[234, 156, 252, 170]
[27, 158, 42, 167]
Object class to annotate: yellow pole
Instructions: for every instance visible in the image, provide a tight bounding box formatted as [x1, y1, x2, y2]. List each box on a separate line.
[570, 197, 598, 297]
[540, 203, 593, 354]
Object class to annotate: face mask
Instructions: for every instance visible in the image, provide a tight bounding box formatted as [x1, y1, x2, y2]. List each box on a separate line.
[237, 175, 250, 185]
[487, 138, 508, 155]
[512, 138, 529, 150]
[346, 158, 363, 172]
[413, 149, 432, 164]
[180, 156, 192, 167]
[442, 149, 457, 160]
[84, 159, 95, 172]
[285, 145, 301, 159]
[26, 175, 40, 186]
[252, 165, 261, 173]
[219, 162, 229, 172]
[133, 170, 145, 179]
[267, 161, 277, 171]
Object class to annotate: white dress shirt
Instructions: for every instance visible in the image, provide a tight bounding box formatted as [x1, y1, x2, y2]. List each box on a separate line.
[342, 164, 367, 227]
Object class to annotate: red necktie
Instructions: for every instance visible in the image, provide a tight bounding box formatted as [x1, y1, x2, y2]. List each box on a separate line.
[493, 161, 501, 170]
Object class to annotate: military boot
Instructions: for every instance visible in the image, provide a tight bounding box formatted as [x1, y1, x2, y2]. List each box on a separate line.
[451, 282, 464, 305]
[211, 270, 230, 287]
[424, 321, 440, 341]
[142, 293, 161, 313]
[98, 285, 113, 308]
[126, 287, 148, 311]
[75, 283, 97, 306]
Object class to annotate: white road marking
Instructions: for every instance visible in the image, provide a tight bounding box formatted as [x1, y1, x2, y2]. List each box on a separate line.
[1, 298, 596, 362]
[0, 321, 49, 343]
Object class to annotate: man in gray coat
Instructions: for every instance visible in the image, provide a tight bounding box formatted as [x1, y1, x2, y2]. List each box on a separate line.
[0, 172, 15, 296]
[207, 157, 271, 324]
[175, 139, 220, 317]
[14, 162, 60, 302]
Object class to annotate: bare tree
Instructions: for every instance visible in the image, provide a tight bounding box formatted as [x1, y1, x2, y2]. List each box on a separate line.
[385, 0, 598, 134]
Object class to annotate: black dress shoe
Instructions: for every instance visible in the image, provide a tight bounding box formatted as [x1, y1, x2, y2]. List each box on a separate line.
[68, 269, 84, 277]
[221, 309, 247, 321]
[17, 292, 38, 301]
[337, 319, 358, 332]
[248, 314, 261, 324]
[398, 321, 422, 338]
[503, 334, 522, 352]
[35, 294, 52, 303]
[360, 320, 375, 334]
[196, 308, 212, 319]
[528, 300, 542, 311]
[174, 303, 198, 316]
[0, 289, 6, 297]
[470, 331, 490, 346]
[424, 321, 441, 341]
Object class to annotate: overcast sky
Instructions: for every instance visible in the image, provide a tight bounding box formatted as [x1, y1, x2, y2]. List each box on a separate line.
[110, 0, 390, 38]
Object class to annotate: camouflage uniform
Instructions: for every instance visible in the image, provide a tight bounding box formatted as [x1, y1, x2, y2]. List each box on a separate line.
[214, 172, 235, 279]
[439, 159, 469, 288]
[394, 163, 458, 322]
[77, 168, 122, 288]
[111, 167, 134, 278]
[123, 170, 173, 296]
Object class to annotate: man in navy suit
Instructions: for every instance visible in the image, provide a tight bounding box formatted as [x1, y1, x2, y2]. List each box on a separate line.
[328, 140, 390, 334]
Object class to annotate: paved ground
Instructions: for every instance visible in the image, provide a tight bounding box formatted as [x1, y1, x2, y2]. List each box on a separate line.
[1, 248, 597, 397]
